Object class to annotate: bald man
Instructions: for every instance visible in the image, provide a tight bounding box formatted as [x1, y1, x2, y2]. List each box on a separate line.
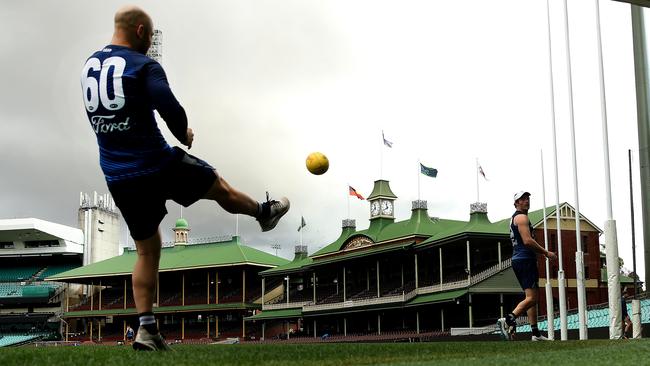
[80, 6, 289, 351]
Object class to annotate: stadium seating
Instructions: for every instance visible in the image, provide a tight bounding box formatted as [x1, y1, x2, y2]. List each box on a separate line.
[37, 264, 81, 280]
[0, 267, 40, 281]
[0, 333, 50, 347]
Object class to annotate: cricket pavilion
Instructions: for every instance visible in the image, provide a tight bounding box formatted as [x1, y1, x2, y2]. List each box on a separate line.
[49, 179, 621, 342]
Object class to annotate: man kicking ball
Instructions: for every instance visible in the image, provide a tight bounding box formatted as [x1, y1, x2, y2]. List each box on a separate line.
[80, 5, 289, 350]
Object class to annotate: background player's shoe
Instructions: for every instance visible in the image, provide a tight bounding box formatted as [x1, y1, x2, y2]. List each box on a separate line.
[257, 193, 290, 232]
[132, 326, 171, 351]
[496, 318, 510, 340]
[531, 335, 550, 341]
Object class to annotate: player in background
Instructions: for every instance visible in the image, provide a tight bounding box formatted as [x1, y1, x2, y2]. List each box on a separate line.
[80, 5, 289, 350]
[497, 191, 556, 341]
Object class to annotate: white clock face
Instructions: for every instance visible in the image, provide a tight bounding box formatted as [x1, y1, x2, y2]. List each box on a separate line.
[381, 201, 393, 215]
[371, 201, 380, 216]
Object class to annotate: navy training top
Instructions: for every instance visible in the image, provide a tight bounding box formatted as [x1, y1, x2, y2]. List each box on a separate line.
[81, 45, 187, 182]
[510, 210, 537, 260]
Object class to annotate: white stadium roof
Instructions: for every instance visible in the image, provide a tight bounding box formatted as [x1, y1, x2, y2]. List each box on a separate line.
[0, 218, 83, 244]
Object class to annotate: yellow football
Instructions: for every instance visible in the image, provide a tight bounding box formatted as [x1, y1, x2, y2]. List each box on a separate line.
[306, 152, 329, 175]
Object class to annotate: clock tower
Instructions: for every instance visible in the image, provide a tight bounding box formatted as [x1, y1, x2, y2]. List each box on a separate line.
[367, 179, 397, 221]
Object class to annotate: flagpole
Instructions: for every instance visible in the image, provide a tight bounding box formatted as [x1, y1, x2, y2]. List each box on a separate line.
[380, 131, 384, 180]
[476, 158, 479, 202]
[347, 184, 351, 219]
[541, 150, 554, 340]
[418, 160, 421, 201]
[562, 0, 588, 340]
[300, 214, 303, 247]
[546, 0, 567, 341]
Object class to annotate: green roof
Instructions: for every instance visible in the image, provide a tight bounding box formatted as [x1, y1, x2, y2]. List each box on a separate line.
[601, 268, 638, 284]
[47, 236, 289, 282]
[175, 218, 189, 229]
[261, 256, 313, 276]
[367, 180, 397, 200]
[245, 308, 302, 321]
[405, 289, 467, 307]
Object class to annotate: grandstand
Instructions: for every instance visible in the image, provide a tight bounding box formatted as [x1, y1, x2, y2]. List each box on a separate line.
[0, 218, 87, 347]
[16, 180, 645, 344]
[47, 218, 288, 343]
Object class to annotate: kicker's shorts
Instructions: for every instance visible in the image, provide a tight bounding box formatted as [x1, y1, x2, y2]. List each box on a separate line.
[512, 258, 539, 290]
[108, 147, 217, 240]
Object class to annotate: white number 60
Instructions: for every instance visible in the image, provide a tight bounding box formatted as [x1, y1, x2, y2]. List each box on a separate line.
[81, 56, 126, 112]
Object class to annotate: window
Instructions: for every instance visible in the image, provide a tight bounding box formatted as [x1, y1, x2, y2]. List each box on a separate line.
[0, 241, 14, 249]
[582, 235, 588, 253]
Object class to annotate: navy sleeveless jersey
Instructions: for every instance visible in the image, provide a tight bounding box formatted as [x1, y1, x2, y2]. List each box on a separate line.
[510, 211, 536, 260]
[80, 45, 187, 182]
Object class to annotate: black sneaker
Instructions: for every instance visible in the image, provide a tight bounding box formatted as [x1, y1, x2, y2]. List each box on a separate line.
[257, 192, 290, 232]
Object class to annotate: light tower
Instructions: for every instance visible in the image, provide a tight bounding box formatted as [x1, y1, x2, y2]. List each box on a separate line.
[78, 192, 120, 266]
[146, 29, 162, 63]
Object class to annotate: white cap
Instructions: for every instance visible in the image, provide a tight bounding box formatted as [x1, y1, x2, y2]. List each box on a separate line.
[513, 191, 530, 202]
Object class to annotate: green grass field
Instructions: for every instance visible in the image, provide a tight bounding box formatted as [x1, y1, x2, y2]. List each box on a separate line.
[1, 340, 648, 366]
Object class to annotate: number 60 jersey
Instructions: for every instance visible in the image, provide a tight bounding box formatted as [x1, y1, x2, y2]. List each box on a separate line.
[80, 45, 188, 183]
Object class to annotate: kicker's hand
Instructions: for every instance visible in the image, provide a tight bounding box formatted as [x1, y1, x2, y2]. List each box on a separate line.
[545, 251, 558, 261]
[185, 128, 194, 149]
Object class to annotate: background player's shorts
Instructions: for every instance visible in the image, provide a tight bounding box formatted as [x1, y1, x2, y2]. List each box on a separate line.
[108, 147, 217, 240]
[512, 258, 539, 290]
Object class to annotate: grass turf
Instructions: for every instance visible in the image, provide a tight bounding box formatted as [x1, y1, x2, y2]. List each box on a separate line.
[0, 340, 648, 366]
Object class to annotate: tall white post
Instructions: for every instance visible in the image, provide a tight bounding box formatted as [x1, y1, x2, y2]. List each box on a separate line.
[546, 0, 567, 341]
[541, 150, 555, 340]
[594, 0, 622, 340]
[562, 0, 587, 339]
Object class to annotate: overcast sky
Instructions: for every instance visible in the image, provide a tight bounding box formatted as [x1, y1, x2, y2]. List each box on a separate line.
[0, 1, 647, 282]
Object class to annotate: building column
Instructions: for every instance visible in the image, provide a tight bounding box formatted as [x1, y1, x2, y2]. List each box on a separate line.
[313, 272, 317, 303]
[207, 315, 210, 338]
[182, 273, 185, 306]
[207, 272, 210, 304]
[415, 254, 419, 289]
[401, 264, 404, 287]
[439, 247, 443, 289]
[98, 320, 102, 342]
[344, 317, 347, 336]
[242, 317, 245, 338]
[376, 260, 380, 297]
[215, 272, 219, 304]
[416, 312, 420, 334]
[286, 275, 290, 304]
[468, 293, 473, 327]
[242, 269, 246, 304]
[156, 273, 159, 307]
[98, 281, 102, 310]
[123, 320, 126, 341]
[262, 322, 266, 340]
[124, 278, 127, 309]
[441, 308, 445, 331]
[65, 322, 69, 342]
[89, 320, 93, 341]
[313, 320, 317, 338]
[378, 314, 381, 335]
[498, 241, 502, 268]
[500, 294, 504, 318]
[343, 267, 346, 301]
[262, 277, 266, 308]
[90, 282, 94, 311]
[181, 317, 185, 340]
[65, 283, 69, 312]
[466, 240, 471, 282]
